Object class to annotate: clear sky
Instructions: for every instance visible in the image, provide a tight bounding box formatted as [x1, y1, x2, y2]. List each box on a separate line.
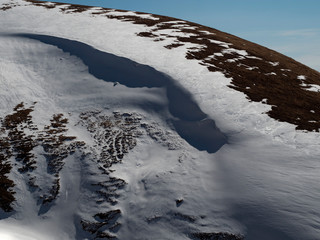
[45, 0, 320, 71]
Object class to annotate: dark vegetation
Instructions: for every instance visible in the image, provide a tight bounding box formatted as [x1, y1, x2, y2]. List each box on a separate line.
[3, 102, 37, 173]
[92, 177, 126, 206]
[0, 0, 18, 11]
[81, 209, 121, 239]
[0, 137, 15, 212]
[0, 5, 12, 10]
[0, 102, 85, 211]
[38, 112, 84, 204]
[191, 232, 244, 240]
[77, 111, 144, 238]
[22, 0, 320, 132]
[78, 111, 142, 170]
[0, 100, 148, 236]
[0, 102, 38, 212]
[0, 103, 144, 237]
[165, 43, 185, 49]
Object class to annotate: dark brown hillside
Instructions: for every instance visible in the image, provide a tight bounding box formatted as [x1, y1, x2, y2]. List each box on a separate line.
[6, 0, 320, 131]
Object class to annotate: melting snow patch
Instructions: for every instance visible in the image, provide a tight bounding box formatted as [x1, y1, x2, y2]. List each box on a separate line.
[246, 66, 259, 71]
[55, 4, 71, 9]
[222, 48, 248, 56]
[173, 24, 197, 30]
[159, 20, 186, 25]
[199, 30, 215, 35]
[226, 59, 236, 63]
[297, 75, 306, 80]
[265, 72, 277, 76]
[43, 2, 55, 7]
[213, 53, 224, 57]
[157, 29, 197, 37]
[204, 53, 224, 61]
[246, 55, 263, 60]
[90, 7, 103, 11]
[208, 39, 231, 48]
[300, 83, 320, 92]
[106, 11, 159, 20]
[135, 13, 160, 20]
[268, 61, 279, 66]
[226, 56, 245, 63]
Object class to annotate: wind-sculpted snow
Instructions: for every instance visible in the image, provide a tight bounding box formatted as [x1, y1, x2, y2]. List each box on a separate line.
[0, 103, 241, 239]
[13, 33, 227, 154]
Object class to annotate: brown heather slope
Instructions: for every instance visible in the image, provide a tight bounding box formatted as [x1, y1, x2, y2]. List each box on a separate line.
[5, 0, 320, 132]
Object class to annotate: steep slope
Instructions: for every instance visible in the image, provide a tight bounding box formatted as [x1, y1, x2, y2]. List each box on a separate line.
[0, 1, 320, 240]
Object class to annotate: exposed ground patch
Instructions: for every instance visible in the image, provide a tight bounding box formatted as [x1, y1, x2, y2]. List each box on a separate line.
[0, 136, 15, 212]
[191, 232, 244, 240]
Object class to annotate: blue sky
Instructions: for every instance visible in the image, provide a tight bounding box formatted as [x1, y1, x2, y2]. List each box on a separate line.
[46, 0, 320, 71]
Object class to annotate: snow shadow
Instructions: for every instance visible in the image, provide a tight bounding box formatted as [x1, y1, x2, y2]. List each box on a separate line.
[13, 33, 227, 153]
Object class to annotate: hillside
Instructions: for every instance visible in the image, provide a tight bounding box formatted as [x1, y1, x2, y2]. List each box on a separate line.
[0, 0, 320, 240]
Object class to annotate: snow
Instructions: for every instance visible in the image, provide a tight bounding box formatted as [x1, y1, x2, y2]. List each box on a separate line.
[265, 72, 277, 76]
[222, 48, 248, 56]
[105, 10, 160, 20]
[156, 29, 198, 37]
[0, 221, 56, 240]
[173, 24, 198, 30]
[199, 30, 215, 35]
[268, 61, 280, 66]
[298, 76, 320, 92]
[158, 20, 187, 25]
[1, 0, 320, 239]
[297, 75, 306, 80]
[246, 66, 259, 70]
[300, 83, 320, 92]
[208, 39, 232, 48]
[246, 55, 263, 60]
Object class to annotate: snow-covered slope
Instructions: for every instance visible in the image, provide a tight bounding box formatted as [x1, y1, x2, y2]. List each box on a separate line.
[0, 1, 320, 239]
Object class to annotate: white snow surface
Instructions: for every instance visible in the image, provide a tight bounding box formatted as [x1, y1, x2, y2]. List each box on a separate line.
[104, 10, 160, 20]
[0, 1, 320, 240]
[300, 83, 320, 92]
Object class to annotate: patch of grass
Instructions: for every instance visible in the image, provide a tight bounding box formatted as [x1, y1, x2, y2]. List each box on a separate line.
[0, 139, 15, 212]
